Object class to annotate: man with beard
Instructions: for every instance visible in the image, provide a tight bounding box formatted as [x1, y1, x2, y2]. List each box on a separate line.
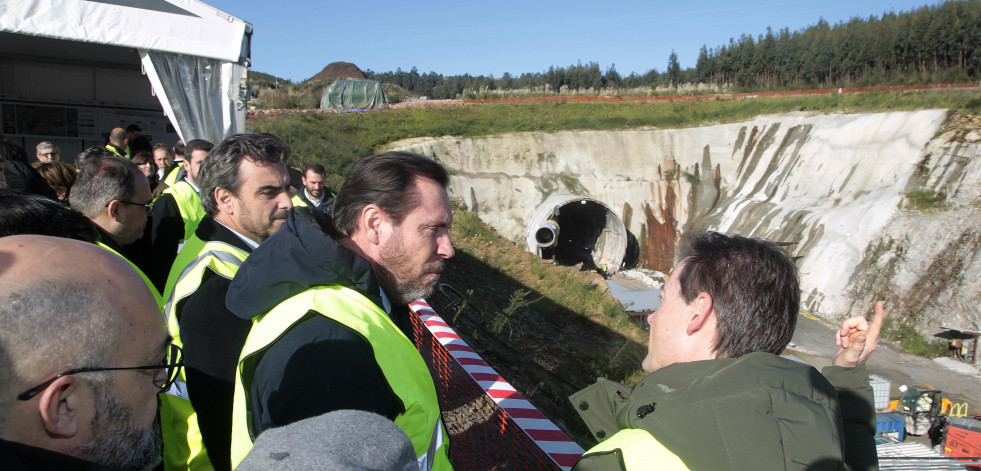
[290, 163, 336, 214]
[226, 152, 454, 471]
[0, 235, 180, 471]
[159, 133, 292, 471]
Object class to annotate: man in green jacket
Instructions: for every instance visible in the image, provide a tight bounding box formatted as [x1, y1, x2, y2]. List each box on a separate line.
[571, 231, 881, 471]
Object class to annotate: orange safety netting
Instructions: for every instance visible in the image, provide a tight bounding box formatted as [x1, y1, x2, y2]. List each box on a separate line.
[410, 311, 562, 471]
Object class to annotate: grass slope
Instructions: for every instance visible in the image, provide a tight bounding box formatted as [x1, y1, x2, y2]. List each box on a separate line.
[434, 206, 648, 447]
[249, 89, 981, 189]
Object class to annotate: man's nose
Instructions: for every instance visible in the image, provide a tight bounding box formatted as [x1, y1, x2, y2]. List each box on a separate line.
[438, 233, 454, 259]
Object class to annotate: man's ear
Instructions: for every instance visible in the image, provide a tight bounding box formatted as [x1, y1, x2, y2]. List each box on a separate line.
[215, 187, 233, 212]
[686, 292, 714, 335]
[361, 204, 384, 245]
[37, 376, 80, 439]
[105, 199, 122, 222]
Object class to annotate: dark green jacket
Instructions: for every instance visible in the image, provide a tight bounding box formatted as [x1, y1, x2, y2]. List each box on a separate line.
[571, 353, 877, 471]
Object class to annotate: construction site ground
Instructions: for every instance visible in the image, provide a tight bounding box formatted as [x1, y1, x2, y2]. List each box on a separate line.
[788, 312, 981, 415]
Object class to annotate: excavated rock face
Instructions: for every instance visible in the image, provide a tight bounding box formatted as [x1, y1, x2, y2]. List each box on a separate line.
[846, 118, 981, 332]
[386, 109, 980, 332]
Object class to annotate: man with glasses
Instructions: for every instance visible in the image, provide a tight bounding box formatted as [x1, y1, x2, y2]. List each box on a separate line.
[0, 235, 181, 471]
[35, 142, 60, 163]
[70, 150, 160, 304]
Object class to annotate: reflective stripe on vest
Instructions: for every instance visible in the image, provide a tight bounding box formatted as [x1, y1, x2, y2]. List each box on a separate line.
[230, 287, 452, 471]
[162, 238, 249, 348]
[96, 242, 163, 308]
[163, 181, 205, 244]
[576, 429, 690, 471]
[105, 143, 126, 159]
[159, 238, 248, 471]
[289, 194, 308, 208]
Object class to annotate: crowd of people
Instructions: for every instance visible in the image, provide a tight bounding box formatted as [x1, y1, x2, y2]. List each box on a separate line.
[0, 126, 884, 471]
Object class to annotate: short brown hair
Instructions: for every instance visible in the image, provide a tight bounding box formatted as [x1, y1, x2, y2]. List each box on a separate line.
[331, 152, 448, 237]
[676, 231, 799, 358]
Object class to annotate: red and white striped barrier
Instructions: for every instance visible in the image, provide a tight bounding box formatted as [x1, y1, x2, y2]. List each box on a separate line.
[410, 300, 585, 470]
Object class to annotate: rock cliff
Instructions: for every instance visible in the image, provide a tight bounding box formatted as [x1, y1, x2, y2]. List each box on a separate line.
[386, 109, 981, 333]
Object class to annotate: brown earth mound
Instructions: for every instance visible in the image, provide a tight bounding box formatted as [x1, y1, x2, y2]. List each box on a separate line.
[306, 61, 367, 83]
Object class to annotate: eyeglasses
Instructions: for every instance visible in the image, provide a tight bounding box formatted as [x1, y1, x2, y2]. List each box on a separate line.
[115, 200, 154, 215]
[38, 152, 57, 157]
[17, 344, 184, 401]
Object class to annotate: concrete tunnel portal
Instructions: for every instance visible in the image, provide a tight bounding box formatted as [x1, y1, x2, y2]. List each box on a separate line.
[525, 195, 639, 274]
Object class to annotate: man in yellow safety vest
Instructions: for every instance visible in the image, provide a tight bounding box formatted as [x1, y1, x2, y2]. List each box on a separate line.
[226, 152, 454, 470]
[69, 149, 161, 305]
[290, 163, 336, 214]
[159, 133, 292, 471]
[149, 139, 213, 291]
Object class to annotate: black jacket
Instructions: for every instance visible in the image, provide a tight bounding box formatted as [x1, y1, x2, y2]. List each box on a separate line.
[1, 154, 57, 200]
[95, 225, 123, 254]
[149, 190, 185, 291]
[226, 208, 406, 436]
[0, 439, 116, 471]
[177, 216, 254, 471]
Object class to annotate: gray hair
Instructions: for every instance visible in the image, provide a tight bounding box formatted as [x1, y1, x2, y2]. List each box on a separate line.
[70, 155, 140, 218]
[0, 280, 118, 431]
[198, 133, 290, 216]
[35, 141, 58, 154]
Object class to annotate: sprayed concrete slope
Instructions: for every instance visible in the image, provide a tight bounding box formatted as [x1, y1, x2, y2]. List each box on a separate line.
[386, 110, 981, 329]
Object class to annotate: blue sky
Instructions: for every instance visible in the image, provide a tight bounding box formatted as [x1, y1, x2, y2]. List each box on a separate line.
[206, 0, 940, 83]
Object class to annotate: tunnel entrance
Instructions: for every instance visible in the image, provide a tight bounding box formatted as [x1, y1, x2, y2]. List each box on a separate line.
[526, 196, 635, 274]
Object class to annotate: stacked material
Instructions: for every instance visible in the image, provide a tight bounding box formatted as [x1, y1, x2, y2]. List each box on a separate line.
[877, 442, 971, 470]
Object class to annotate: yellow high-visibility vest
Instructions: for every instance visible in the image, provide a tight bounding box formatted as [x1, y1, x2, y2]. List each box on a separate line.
[573, 429, 691, 471]
[161, 180, 205, 245]
[230, 286, 452, 471]
[159, 237, 249, 471]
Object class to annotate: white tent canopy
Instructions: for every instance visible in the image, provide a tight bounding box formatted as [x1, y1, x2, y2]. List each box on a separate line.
[0, 0, 251, 146]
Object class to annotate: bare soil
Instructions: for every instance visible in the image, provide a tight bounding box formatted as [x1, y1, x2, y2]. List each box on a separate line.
[305, 61, 367, 83]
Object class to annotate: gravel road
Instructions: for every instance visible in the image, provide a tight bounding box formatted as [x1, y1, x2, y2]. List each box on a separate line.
[788, 312, 981, 415]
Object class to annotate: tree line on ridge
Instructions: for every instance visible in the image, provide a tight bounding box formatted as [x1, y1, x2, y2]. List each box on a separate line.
[363, 0, 981, 99]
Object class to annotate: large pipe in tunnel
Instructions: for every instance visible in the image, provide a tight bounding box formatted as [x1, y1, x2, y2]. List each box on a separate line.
[526, 195, 632, 274]
[535, 220, 560, 248]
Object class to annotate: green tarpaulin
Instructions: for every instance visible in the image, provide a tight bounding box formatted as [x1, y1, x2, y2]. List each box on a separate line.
[319, 79, 388, 110]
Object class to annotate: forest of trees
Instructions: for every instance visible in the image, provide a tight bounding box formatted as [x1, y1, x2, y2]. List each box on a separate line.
[363, 0, 981, 99]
